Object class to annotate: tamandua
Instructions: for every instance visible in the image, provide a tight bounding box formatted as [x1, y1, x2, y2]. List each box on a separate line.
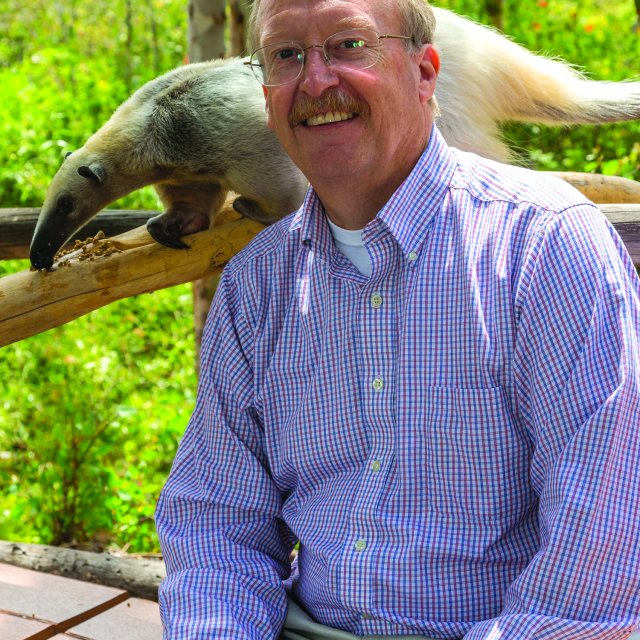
[29, 7, 640, 270]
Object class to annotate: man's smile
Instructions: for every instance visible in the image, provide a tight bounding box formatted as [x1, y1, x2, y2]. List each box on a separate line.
[305, 111, 356, 126]
[288, 89, 368, 127]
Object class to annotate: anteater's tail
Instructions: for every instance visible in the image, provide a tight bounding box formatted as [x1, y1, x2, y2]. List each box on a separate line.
[433, 7, 640, 161]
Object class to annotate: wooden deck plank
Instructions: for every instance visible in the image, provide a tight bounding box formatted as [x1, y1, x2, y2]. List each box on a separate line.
[51, 598, 161, 640]
[0, 563, 128, 633]
[0, 612, 53, 640]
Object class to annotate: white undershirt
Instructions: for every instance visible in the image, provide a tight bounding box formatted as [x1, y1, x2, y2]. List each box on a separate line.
[326, 216, 373, 277]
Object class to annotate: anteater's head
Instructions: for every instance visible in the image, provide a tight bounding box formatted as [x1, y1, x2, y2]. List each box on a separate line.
[30, 149, 115, 270]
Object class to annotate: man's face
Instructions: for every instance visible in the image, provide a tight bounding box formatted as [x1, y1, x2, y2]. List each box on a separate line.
[256, 0, 438, 199]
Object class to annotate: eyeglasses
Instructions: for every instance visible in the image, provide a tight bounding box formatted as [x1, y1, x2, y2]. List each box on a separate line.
[245, 28, 416, 87]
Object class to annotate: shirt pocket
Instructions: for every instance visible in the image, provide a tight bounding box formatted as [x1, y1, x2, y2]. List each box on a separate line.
[421, 385, 534, 521]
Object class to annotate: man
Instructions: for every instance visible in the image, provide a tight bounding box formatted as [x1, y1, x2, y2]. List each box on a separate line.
[155, 0, 640, 638]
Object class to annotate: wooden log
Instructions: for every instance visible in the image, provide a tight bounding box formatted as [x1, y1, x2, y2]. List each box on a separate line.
[0, 203, 639, 350]
[0, 540, 165, 601]
[0, 199, 264, 348]
[549, 172, 640, 204]
[601, 204, 640, 265]
[0, 208, 157, 260]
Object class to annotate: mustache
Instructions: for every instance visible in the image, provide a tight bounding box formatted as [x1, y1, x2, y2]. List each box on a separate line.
[288, 90, 369, 127]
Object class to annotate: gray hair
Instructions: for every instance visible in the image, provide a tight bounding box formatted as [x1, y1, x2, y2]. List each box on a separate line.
[247, 0, 437, 53]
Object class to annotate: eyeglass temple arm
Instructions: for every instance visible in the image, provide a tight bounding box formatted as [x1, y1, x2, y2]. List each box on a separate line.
[379, 34, 416, 44]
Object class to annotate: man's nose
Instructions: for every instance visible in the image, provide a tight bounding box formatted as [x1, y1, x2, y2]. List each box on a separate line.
[298, 47, 340, 96]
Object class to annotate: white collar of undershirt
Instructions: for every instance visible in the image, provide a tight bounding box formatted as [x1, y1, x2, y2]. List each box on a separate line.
[326, 216, 373, 278]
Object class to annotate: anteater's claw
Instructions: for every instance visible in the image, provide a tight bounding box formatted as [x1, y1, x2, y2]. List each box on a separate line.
[146, 218, 190, 250]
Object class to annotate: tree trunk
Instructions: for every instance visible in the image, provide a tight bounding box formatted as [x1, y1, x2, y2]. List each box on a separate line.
[188, 0, 231, 373]
[0, 540, 165, 601]
[187, 0, 227, 62]
[229, 0, 251, 55]
[485, 0, 504, 31]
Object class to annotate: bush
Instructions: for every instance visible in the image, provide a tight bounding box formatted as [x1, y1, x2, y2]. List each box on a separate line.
[0, 259, 196, 550]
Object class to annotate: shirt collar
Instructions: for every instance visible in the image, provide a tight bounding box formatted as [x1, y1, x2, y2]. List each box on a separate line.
[289, 124, 457, 258]
[372, 125, 457, 257]
[289, 188, 335, 259]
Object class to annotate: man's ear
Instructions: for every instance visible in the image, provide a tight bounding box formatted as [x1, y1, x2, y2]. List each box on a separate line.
[417, 44, 440, 105]
[262, 84, 274, 129]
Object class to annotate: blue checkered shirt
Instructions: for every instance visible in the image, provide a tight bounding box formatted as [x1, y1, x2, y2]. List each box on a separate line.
[156, 127, 640, 640]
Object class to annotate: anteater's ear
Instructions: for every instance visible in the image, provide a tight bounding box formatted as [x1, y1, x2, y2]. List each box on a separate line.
[77, 163, 106, 184]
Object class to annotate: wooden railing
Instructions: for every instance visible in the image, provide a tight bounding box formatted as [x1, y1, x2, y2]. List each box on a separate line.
[0, 198, 265, 347]
[1, 198, 639, 349]
[0, 208, 156, 260]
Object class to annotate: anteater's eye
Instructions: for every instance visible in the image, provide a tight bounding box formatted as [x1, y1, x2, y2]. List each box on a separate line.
[64, 151, 73, 160]
[57, 194, 75, 215]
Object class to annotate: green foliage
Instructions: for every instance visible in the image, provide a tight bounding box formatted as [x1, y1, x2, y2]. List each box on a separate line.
[0, 0, 193, 553]
[0, 0, 638, 553]
[0, 260, 196, 550]
[0, 0, 187, 209]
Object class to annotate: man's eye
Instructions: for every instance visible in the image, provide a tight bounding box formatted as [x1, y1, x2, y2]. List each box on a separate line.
[340, 38, 366, 50]
[274, 48, 300, 61]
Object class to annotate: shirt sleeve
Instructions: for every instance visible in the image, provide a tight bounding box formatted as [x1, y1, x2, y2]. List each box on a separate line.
[466, 204, 640, 640]
[155, 269, 295, 640]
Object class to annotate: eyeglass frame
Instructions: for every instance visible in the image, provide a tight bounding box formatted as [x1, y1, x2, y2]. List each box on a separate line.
[244, 29, 418, 87]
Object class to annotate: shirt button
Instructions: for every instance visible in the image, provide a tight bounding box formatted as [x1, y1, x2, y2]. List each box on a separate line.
[354, 539, 367, 552]
[370, 292, 383, 309]
[370, 459, 382, 473]
[372, 378, 384, 392]
[407, 250, 418, 263]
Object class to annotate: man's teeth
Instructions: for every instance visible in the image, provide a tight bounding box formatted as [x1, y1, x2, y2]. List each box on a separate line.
[306, 111, 354, 127]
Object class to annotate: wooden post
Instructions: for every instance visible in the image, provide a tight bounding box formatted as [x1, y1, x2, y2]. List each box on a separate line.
[230, 0, 251, 55]
[548, 172, 640, 204]
[187, 0, 232, 374]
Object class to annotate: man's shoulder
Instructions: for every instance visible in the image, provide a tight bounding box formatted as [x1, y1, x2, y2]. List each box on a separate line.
[449, 149, 595, 215]
[225, 210, 301, 280]
[441, 149, 611, 281]
[213, 211, 304, 332]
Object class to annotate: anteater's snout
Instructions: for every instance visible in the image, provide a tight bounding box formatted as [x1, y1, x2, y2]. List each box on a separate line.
[29, 249, 53, 269]
[29, 242, 56, 271]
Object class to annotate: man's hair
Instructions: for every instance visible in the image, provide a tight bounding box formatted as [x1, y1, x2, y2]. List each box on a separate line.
[247, 0, 436, 53]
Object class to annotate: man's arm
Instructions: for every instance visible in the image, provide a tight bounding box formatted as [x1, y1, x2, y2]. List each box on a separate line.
[466, 205, 640, 639]
[155, 270, 295, 640]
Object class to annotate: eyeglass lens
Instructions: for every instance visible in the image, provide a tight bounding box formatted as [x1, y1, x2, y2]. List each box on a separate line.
[252, 29, 382, 86]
